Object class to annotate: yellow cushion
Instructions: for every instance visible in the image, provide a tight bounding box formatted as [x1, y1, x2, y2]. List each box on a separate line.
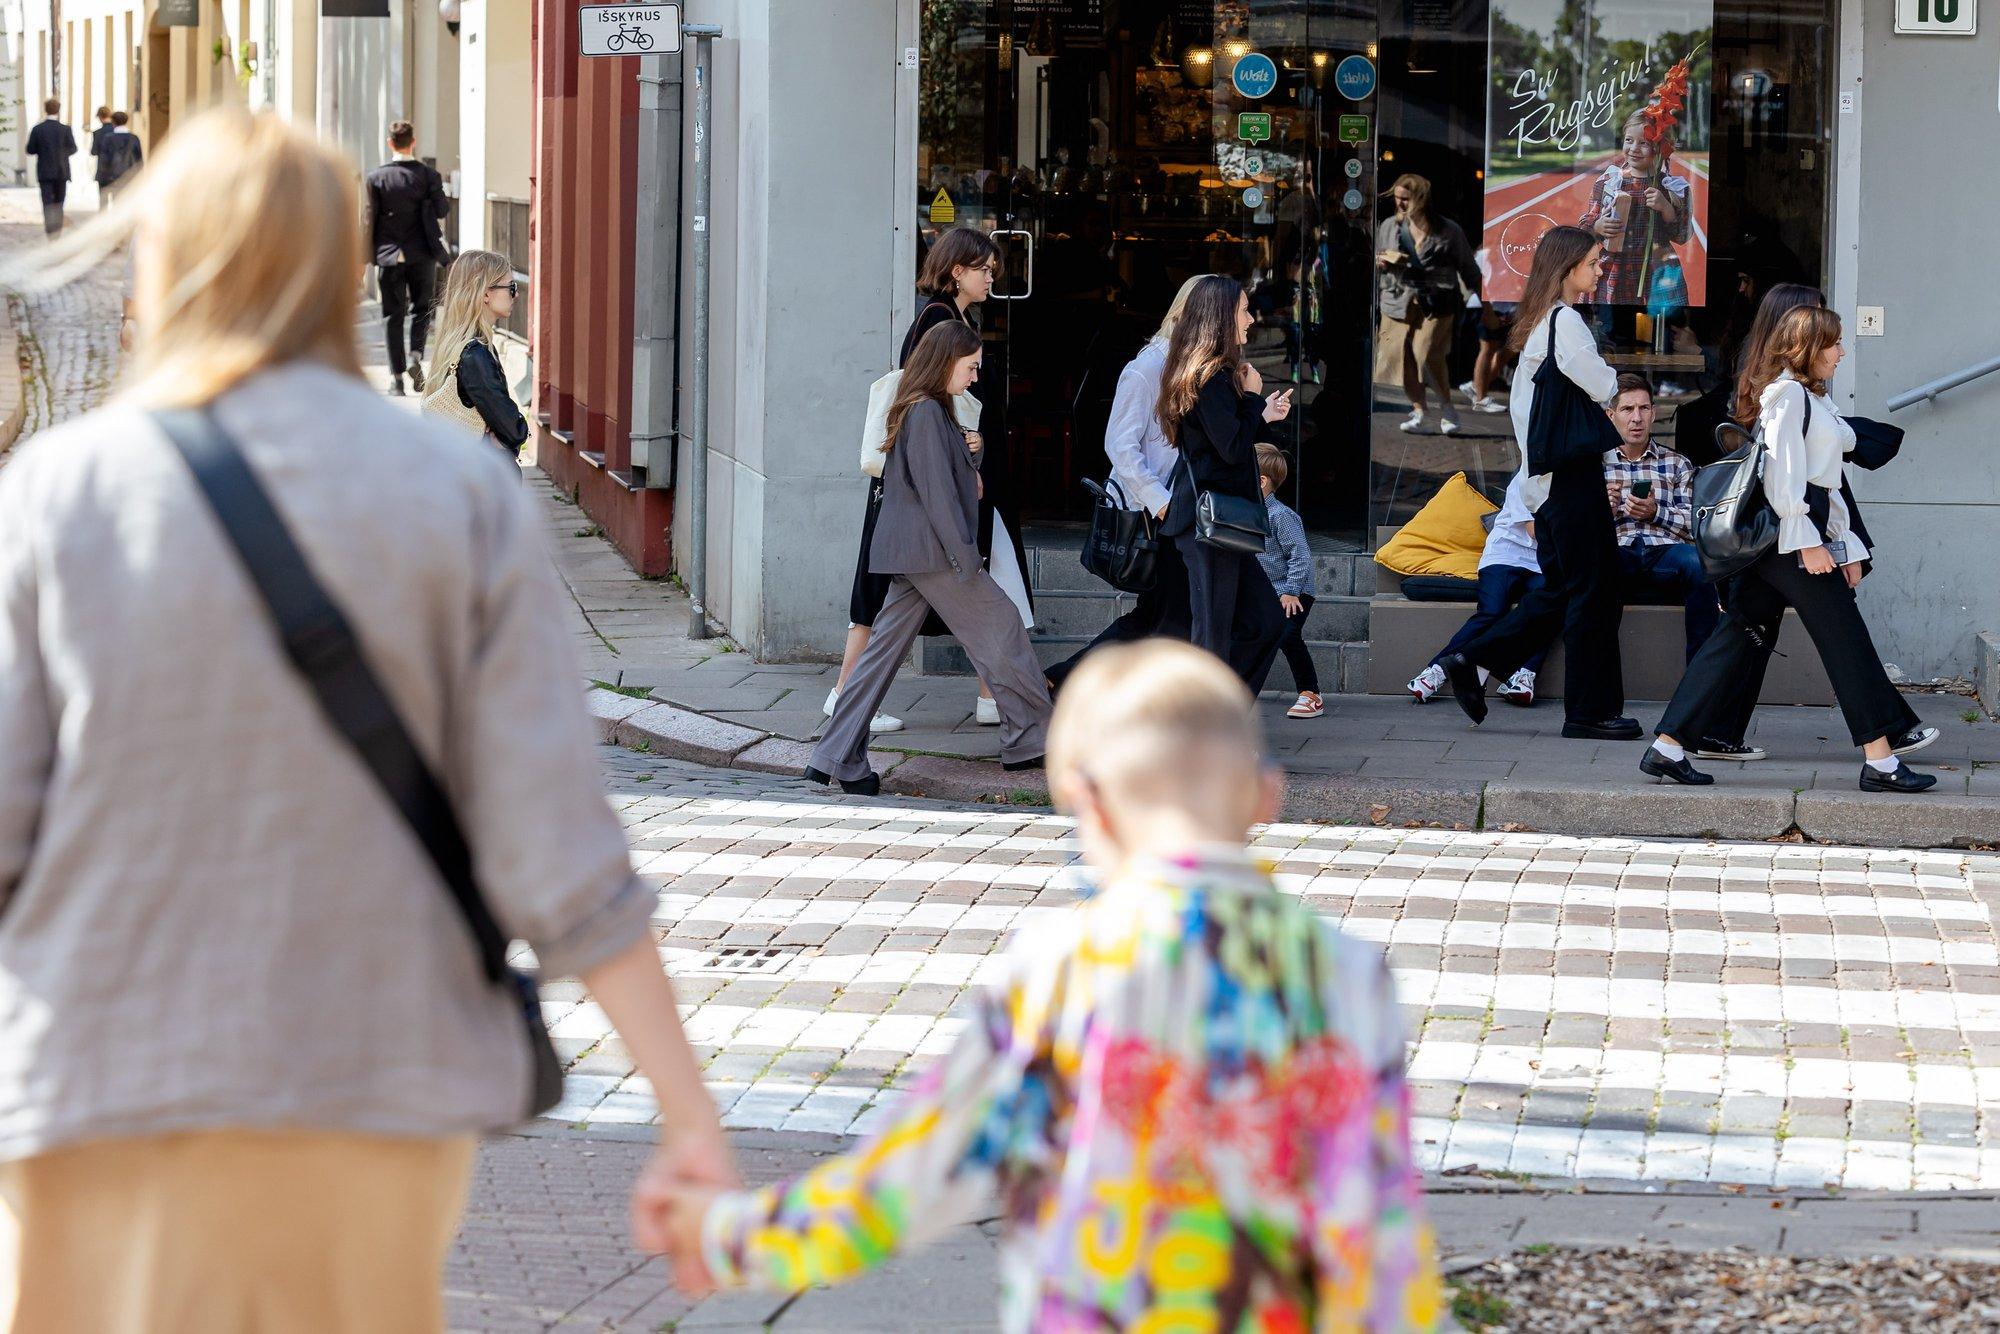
[1374, 472, 1498, 580]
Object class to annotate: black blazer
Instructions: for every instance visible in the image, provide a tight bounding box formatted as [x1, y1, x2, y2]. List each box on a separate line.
[364, 158, 451, 266]
[455, 340, 529, 450]
[25, 120, 76, 185]
[899, 298, 972, 368]
[89, 123, 112, 180]
[1163, 369, 1264, 536]
[98, 130, 142, 184]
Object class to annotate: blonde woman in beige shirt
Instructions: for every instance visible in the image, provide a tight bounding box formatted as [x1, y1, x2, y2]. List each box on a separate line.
[0, 108, 729, 1329]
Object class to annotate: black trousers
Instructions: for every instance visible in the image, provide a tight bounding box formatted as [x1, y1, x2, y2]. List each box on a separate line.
[1277, 593, 1319, 693]
[1176, 531, 1284, 694]
[1659, 549, 1919, 748]
[378, 260, 438, 377]
[1456, 464, 1625, 722]
[1045, 535, 1190, 690]
[1703, 573, 1772, 746]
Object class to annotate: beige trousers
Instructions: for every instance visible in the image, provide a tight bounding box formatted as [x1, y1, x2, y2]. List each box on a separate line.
[0, 1128, 475, 1334]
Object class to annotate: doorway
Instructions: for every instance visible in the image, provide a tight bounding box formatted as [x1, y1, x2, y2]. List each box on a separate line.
[913, 0, 1377, 546]
[143, 28, 172, 147]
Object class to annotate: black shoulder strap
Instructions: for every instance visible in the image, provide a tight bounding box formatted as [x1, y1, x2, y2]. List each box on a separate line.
[153, 408, 509, 985]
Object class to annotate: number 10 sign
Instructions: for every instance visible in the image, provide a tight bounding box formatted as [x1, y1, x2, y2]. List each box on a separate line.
[1896, 0, 1975, 34]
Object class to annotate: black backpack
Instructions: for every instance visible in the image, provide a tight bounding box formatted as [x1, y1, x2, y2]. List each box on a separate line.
[1691, 393, 1809, 583]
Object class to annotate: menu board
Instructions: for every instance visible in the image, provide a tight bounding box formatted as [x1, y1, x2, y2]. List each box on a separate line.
[1482, 1, 1713, 312]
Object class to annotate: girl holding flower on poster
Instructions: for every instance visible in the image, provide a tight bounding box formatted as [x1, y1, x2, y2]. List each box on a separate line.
[1580, 56, 1696, 308]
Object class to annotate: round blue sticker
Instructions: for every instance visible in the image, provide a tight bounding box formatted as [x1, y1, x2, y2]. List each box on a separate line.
[1231, 51, 1279, 100]
[1342, 188, 1365, 212]
[1334, 54, 1376, 102]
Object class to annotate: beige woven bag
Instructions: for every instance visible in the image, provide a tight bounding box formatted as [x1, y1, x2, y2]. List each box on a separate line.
[421, 340, 491, 436]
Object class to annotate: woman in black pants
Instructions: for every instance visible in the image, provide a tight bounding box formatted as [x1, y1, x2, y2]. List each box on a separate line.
[1157, 275, 1292, 691]
[1643, 306, 1935, 792]
[1436, 226, 1637, 739]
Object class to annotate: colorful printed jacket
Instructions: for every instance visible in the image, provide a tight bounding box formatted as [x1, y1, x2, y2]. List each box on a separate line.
[701, 848, 1450, 1332]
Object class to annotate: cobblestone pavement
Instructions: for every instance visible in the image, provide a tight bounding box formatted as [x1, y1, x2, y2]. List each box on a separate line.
[0, 185, 124, 450]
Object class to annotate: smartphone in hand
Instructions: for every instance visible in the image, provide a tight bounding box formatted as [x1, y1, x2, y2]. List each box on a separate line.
[1630, 480, 1653, 499]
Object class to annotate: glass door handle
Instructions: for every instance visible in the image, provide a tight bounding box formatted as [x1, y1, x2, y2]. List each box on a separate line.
[992, 228, 1034, 301]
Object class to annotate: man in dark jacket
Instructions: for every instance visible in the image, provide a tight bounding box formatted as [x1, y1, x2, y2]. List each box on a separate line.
[363, 120, 451, 395]
[25, 99, 78, 237]
[88, 107, 112, 177]
[97, 112, 144, 207]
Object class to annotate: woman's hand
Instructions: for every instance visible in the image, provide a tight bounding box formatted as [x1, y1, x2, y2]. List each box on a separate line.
[1645, 187, 1677, 222]
[1842, 561, 1865, 589]
[1262, 389, 1293, 423]
[1280, 594, 1304, 618]
[1241, 363, 1264, 396]
[962, 430, 983, 456]
[1800, 545, 1837, 576]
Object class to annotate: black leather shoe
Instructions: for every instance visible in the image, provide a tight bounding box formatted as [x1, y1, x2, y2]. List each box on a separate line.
[1437, 653, 1487, 725]
[1002, 756, 1045, 772]
[802, 765, 881, 796]
[1641, 747, 1713, 785]
[409, 359, 426, 393]
[1562, 717, 1644, 741]
[1860, 762, 1937, 794]
[387, 374, 406, 397]
[1890, 726, 1940, 758]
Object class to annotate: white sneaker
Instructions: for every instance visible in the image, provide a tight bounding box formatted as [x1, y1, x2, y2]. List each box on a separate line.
[823, 687, 903, 734]
[1456, 380, 1478, 400]
[1396, 409, 1426, 434]
[1497, 667, 1536, 707]
[1471, 394, 1508, 414]
[1408, 664, 1445, 702]
[1438, 411, 1462, 436]
[976, 695, 1001, 726]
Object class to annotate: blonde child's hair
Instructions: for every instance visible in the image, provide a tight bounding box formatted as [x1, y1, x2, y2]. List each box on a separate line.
[1255, 443, 1288, 490]
[1048, 641, 1264, 814]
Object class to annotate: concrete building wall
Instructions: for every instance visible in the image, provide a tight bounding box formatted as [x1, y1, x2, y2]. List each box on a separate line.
[456, 0, 527, 250]
[1841, 14, 2000, 680]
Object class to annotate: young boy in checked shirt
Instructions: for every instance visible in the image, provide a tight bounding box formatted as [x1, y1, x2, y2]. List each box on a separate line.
[644, 641, 1448, 1332]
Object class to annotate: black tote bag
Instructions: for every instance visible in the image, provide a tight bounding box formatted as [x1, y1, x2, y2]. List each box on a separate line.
[1523, 309, 1620, 476]
[1691, 396, 1811, 584]
[1079, 477, 1160, 593]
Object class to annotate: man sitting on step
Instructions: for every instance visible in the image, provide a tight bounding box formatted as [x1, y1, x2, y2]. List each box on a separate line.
[1408, 467, 1548, 707]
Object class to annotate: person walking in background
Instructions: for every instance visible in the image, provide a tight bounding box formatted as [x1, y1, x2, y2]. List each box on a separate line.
[831, 225, 1020, 734]
[1645, 307, 1938, 792]
[1407, 467, 1546, 708]
[422, 249, 529, 455]
[1159, 275, 1292, 693]
[808, 321, 1052, 794]
[1375, 173, 1480, 437]
[1042, 275, 1204, 693]
[652, 642, 1450, 1331]
[0, 107, 733, 1331]
[364, 119, 451, 397]
[1255, 444, 1321, 720]
[1436, 226, 1637, 740]
[25, 99, 77, 238]
[87, 106, 112, 185]
[96, 111, 144, 208]
[1601, 375, 1717, 660]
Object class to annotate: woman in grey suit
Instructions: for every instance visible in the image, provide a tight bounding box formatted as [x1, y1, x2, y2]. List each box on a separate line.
[807, 322, 1052, 793]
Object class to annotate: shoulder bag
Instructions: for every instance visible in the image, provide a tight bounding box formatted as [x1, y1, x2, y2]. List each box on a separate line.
[1175, 453, 1270, 555]
[153, 407, 565, 1121]
[1691, 392, 1810, 584]
[1523, 308, 1621, 475]
[1079, 476, 1159, 593]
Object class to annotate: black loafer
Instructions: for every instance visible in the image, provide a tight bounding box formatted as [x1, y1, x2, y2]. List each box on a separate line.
[802, 765, 881, 796]
[1562, 717, 1644, 741]
[1437, 653, 1487, 725]
[1860, 762, 1936, 794]
[1002, 756, 1045, 772]
[1641, 747, 1713, 785]
[1890, 726, 1940, 758]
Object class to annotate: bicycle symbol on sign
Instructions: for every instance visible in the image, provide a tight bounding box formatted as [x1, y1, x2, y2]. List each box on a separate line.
[606, 23, 654, 51]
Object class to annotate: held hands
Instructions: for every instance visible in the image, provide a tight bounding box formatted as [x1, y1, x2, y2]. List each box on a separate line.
[631, 1129, 742, 1297]
[1280, 594, 1304, 618]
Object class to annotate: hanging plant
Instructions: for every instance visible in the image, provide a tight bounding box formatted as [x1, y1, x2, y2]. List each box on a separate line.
[212, 37, 230, 66]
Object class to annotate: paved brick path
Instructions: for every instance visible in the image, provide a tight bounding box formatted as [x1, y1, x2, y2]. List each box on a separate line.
[0, 186, 124, 450]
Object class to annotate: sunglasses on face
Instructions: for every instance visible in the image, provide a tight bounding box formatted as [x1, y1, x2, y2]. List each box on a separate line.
[487, 280, 519, 297]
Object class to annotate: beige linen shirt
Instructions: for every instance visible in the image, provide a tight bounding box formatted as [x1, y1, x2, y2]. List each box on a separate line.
[0, 363, 653, 1160]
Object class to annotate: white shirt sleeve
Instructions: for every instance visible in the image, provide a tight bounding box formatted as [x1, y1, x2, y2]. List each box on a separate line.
[1761, 381, 1820, 555]
[1552, 306, 1619, 406]
[1520, 472, 1551, 513]
[1103, 358, 1171, 515]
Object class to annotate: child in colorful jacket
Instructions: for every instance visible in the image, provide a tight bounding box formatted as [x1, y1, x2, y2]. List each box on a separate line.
[648, 641, 1449, 1332]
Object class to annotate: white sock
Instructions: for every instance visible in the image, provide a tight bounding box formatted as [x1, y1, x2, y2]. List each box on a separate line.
[1652, 739, 1686, 762]
[1867, 755, 1900, 774]
[1476, 667, 1492, 686]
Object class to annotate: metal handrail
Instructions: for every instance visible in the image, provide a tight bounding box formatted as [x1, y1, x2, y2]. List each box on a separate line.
[1887, 353, 2000, 413]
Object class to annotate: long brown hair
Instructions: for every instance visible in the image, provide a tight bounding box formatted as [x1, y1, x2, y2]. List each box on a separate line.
[1740, 306, 1841, 421]
[916, 227, 1002, 301]
[885, 320, 979, 450]
[1507, 225, 1600, 354]
[1732, 283, 1824, 425]
[1156, 275, 1244, 444]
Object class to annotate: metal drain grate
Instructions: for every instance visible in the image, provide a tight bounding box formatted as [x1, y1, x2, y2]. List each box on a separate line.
[697, 946, 796, 976]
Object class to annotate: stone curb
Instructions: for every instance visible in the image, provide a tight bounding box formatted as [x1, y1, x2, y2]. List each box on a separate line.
[0, 310, 23, 456]
[585, 687, 2000, 847]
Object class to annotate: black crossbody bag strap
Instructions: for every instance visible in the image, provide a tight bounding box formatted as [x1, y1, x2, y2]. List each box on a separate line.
[153, 407, 561, 1115]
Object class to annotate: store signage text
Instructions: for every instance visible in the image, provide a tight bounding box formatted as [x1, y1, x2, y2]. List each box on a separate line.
[1896, 0, 1975, 33]
[1501, 43, 1660, 155]
[1334, 55, 1376, 101]
[578, 3, 682, 57]
[1337, 114, 1369, 144]
[1237, 112, 1273, 143]
[1231, 52, 1278, 99]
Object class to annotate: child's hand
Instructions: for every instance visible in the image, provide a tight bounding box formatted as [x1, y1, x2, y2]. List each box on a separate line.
[1280, 594, 1303, 618]
[1645, 186, 1676, 222]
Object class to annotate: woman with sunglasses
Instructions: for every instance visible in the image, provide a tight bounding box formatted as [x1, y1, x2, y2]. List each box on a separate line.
[423, 249, 530, 453]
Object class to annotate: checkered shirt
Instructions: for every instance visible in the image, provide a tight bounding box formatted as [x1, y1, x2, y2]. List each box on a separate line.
[1602, 443, 1695, 546]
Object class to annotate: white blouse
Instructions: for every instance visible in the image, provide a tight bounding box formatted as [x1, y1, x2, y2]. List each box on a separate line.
[1759, 372, 1866, 561]
[1512, 302, 1620, 512]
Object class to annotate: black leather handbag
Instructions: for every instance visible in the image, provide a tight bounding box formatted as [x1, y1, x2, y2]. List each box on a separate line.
[1080, 477, 1159, 593]
[1523, 310, 1621, 475]
[1691, 396, 1810, 584]
[153, 407, 566, 1121]
[1194, 490, 1271, 555]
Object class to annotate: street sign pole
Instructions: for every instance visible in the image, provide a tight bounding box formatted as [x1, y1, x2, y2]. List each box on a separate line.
[683, 23, 720, 638]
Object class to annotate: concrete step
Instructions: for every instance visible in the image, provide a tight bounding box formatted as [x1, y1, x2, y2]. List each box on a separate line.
[1027, 587, 1371, 643]
[917, 632, 1372, 695]
[1026, 545, 1373, 599]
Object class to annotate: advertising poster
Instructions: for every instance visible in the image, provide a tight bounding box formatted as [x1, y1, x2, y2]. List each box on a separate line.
[1481, 2, 1713, 312]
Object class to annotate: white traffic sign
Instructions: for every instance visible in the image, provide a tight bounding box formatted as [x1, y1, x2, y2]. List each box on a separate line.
[579, 3, 681, 56]
[1896, 0, 1975, 34]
